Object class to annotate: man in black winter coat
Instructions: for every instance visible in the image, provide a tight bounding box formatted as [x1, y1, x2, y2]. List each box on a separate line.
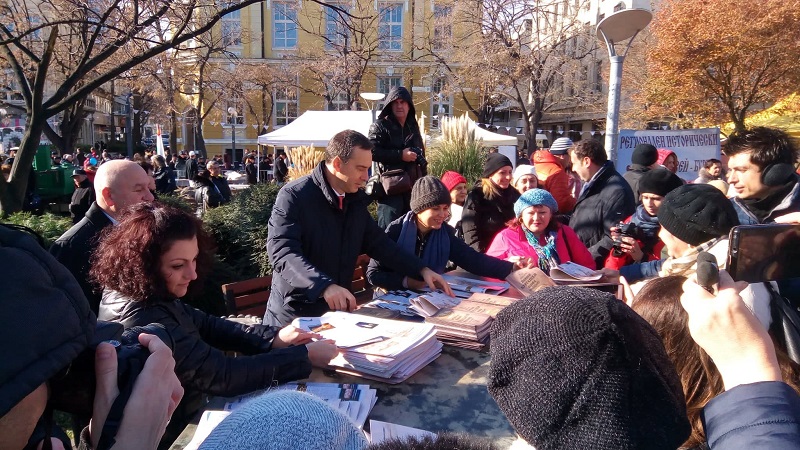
[185, 150, 200, 182]
[568, 139, 636, 268]
[274, 152, 289, 184]
[50, 160, 155, 313]
[69, 169, 95, 224]
[264, 130, 452, 327]
[368, 86, 427, 229]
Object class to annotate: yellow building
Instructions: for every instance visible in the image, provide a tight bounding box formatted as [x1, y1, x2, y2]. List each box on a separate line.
[175, 0, 477, 161]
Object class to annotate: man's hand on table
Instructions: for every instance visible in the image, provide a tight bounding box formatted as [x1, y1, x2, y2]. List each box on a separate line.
[323, 283, 356, 312]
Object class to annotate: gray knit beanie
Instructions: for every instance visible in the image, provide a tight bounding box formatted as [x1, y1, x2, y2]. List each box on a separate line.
[489, 286, 690, 450]
[199, 390, 368, 450]
[410, 176, 451, 214]
[548, 137, 574, 155]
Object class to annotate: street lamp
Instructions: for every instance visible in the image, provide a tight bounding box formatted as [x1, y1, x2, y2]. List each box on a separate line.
[227, 106, 237, 163]
[360, 92, 386, 122]
[596, 8, 652, 164]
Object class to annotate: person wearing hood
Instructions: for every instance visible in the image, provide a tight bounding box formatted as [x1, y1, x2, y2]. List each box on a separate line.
[368, 86, 427, 229]
[657, 148, 680, 174]
[623, 143, 658, 201]
[533, 137, 577, 213]
[193, 169, 224, 217]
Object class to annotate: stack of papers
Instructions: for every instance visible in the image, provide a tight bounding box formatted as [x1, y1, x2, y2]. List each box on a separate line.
[549, 262, 604, 284]
[294, 312, 442, 384]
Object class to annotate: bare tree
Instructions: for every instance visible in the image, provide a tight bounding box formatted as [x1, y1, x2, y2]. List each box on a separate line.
[423, 0, 600, 150]
[0, 0, 340, 213]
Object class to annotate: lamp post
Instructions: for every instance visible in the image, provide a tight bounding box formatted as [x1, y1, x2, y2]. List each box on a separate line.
[360, 92, 386, 122]
[227, 106, 237, 164]
[596, 8, 652, 164]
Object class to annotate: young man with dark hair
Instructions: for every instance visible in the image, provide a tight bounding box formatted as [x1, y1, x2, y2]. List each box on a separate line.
[724, 126, 800, 224]
[264, 130, 452, 327]
[568, 139, 636, 267]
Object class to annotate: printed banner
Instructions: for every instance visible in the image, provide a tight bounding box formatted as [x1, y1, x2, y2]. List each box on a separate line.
[617, 128, 721, 181]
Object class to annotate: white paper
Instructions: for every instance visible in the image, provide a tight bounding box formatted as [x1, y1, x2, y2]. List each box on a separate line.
[185, 410, 231, 450]
[369, 420, 436, 444]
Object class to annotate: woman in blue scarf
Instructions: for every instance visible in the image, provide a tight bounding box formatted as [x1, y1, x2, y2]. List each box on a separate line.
[367, 176, 523, 291]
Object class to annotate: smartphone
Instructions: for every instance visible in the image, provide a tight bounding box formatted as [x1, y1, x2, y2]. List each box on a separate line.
[727, 224, 800, 283]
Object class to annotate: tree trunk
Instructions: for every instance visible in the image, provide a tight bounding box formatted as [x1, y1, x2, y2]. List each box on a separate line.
[1, 115, 46, 215]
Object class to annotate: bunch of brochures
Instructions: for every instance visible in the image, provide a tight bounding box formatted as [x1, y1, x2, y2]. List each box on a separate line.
[293, 311, 442, 384]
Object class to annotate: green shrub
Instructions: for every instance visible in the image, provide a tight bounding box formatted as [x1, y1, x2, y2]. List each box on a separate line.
[203, 183, 281, 279]
[1, 212, 72, 247]
[427, 114, 487, 184]
[427, 139, 487, 185]
[156, 191, 194, 214]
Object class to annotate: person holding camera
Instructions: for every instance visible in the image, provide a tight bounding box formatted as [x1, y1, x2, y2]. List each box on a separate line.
[92, 203, 338, 438]
[368, 86, 427, 229]
[604, 169, 683, 270]
[0, 224, 183, 450]
[486, 188, 595, 271]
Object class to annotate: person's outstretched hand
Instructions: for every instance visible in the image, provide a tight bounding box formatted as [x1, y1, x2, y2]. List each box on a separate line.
[322, 283, 357, 312]
[420, 268, 454, 297]
[91, 334, 184, 449]
[274, 326, 321, 348]
[681, 270, 782, 390]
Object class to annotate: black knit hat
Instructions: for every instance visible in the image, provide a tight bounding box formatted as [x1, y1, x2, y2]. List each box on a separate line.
[658, 184, 739, 246]
[638, 169, 684, 197]
[410, 176, 451, 214]
[631, 143, 658, 166]
[489, 286, 690, 450]
[482, 153, 513, 178]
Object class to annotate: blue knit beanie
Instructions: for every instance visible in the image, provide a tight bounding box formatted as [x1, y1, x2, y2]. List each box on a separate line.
[514, 188, 559, 217]
[199, 390, 368, 450]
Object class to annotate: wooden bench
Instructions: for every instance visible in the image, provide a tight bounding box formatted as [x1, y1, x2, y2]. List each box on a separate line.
[221, 276, 272, 318]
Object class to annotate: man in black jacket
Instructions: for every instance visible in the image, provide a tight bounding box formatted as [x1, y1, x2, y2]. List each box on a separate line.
[185, 150, 199, 182]
[264, 130, 452, 327]
[569, 139, 636, 267]
[207, 160, 232, 203]
[50, 160, 155, 313]
[368, 86, 427, 229]
[69, 169, 95, 224]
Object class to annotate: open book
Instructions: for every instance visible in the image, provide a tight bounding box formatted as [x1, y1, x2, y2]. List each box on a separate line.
[506, 267, 557, 296]
[549, 261, 604, 283]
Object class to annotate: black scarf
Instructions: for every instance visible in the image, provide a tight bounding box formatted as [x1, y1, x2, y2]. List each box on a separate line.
[740, 179, 797, 222]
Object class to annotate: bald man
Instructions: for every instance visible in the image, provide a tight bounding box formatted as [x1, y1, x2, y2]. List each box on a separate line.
[50, 160, 155, 313]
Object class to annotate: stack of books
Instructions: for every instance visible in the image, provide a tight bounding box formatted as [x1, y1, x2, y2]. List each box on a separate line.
[293, 312, 442, 384]
[409, 292, 517, 350]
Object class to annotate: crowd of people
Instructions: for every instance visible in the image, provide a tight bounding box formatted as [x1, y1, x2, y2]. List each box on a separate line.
[3, 84, 800, 450]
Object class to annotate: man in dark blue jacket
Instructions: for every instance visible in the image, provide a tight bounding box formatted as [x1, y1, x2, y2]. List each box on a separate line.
[568, 139, 636, 268]
[264, 130, 452, 327]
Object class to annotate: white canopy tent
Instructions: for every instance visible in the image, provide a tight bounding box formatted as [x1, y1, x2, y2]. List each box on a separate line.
[473, 124, 518, 147]
[257, 110, 374, 148]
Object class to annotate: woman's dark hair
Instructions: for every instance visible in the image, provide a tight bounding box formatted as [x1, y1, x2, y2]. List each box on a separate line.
[633, 276, 800, 448]
[90, 202, 215, 302]
[703, 158, 721, 169]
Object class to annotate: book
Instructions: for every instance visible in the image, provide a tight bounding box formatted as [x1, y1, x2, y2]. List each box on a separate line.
[506, 267, 557, 296]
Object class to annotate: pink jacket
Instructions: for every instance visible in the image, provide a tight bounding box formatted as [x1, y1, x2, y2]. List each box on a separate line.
[486, 224, 597, 269]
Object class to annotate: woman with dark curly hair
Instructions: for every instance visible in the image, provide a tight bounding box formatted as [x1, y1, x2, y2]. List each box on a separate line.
[92, 202, 337, 430]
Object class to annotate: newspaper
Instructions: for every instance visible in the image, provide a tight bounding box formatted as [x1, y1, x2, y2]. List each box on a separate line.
[301, 311, 442, 384]
[294, 316, 387, 348]
[506, 267, 557, 296]
[549, 261, 604, 283]
[409, 291, 462, 317]
[441, 274, 510, 295]
[369, 420, 436, 444]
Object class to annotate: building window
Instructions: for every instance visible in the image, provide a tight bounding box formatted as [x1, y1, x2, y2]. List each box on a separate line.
[433, 5, 452, 51]
[325, 6, 350, 50]
[327, 90, 350, 111]
[594, 60, 603, 92]
[274, 86, 298, 127]
[376, 76, 402, 109]
[378, 3, 403, 51]
[613, 2, 626, 12]
[273, 3, 297, 49]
